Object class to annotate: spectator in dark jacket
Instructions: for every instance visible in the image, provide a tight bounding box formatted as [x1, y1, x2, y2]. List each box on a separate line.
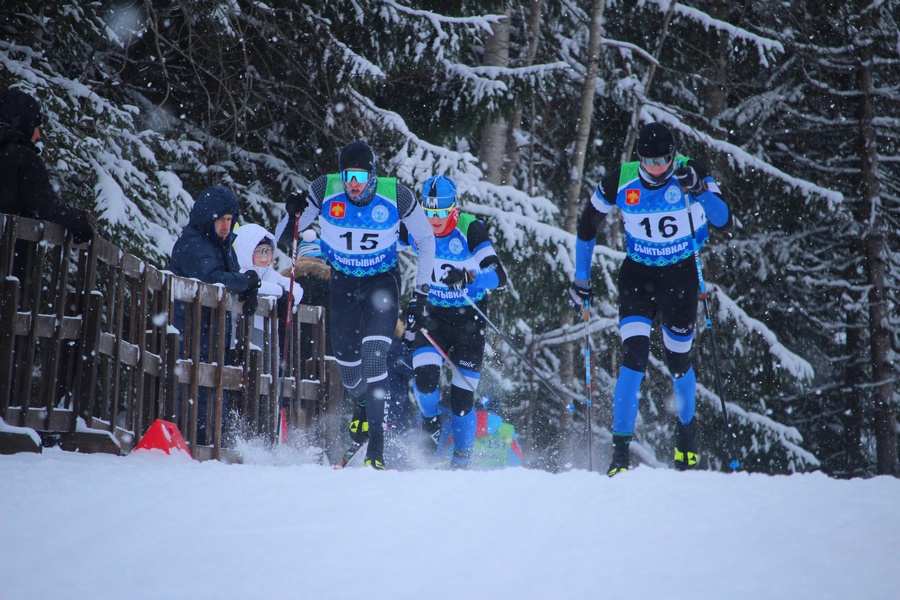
[169, 185, 261, 445]
[0, 87, 95, 244]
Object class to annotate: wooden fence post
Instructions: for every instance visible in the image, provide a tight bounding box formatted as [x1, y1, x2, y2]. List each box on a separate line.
[76, 293, 103, 427]
[0, 278, 19, 417]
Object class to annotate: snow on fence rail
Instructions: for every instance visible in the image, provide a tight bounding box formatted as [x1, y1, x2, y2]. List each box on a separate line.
[0, 213, 340, 461]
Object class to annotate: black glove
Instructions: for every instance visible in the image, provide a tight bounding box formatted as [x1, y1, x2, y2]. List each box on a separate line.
[349, 402, 368, 444]
[70, 209, 96, 245]
[405, 287, 430, 333]
[441, 266, 476, 291]
[674, 165, 703, 194]
[568, 279, 594, 308]
[285, 190, 309, 216]
[239, 270, 261, 316]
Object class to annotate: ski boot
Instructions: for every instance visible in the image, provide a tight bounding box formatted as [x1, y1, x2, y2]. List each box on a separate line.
[674, 418, 699, 471]
[421, 415, 441, 455]
[365, 433, 386, 470]
[607, 434, 632, 477]
[450, 449, 472, 470]
[349, 402, 368, 444]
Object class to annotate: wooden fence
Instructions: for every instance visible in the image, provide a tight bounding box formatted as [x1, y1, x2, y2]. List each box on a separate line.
[0, 213, 342, 462]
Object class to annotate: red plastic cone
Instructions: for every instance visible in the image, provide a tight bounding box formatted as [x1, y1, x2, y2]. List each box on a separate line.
[134, 419, 192, 458]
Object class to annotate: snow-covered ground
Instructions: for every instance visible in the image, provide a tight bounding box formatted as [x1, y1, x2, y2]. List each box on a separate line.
[2, 446, 897, 600]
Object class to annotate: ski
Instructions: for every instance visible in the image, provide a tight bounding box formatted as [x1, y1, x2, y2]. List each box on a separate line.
[334, 441, 367, 469]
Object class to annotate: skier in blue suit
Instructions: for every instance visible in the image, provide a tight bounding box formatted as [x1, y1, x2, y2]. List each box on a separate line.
[401, 175, 508, 469]
[569, 122, 732, 476]
[276, 141, 435, 469]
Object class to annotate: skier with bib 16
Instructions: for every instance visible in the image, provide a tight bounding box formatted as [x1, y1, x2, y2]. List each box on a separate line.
[276, 140, 435, 469]
[568, 122, 732, 476]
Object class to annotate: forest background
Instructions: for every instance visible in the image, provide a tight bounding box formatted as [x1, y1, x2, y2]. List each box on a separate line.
[1, 0, 896, 477]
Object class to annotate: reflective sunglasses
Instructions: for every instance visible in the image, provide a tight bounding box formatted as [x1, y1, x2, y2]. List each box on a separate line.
[424, 208, 452, 219]
[340, 170, 370, 184]
[253, 246, 273, 256]
[639, 154, 673, 168]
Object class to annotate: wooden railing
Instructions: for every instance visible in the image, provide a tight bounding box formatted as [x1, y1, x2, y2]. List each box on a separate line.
[0, 213, 342, 461]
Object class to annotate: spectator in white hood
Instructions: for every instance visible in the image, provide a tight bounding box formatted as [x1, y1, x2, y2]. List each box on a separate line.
[233, 223, 303, 346]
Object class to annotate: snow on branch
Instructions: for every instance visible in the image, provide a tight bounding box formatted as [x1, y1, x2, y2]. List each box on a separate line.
[333, 40, 387, 80]
[642, 0, 784, 66]
[711, 284, 815, 381]
[348, 89, 478, 180]
[642, 106, 844, 207]
[696, 382, 821, 470]
[444, 61, 570, 106]
[378, 0, 505, 34]
[458, 62, 573, 80]
[601, 38, 660, 66]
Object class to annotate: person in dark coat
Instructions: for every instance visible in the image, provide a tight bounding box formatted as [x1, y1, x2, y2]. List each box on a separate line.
[169, 185, 261, 444]
[0, 87, 95, 244]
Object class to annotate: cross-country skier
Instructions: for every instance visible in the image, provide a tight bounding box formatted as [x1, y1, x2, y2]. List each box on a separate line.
[275, 140, 435, 469]
[568, 122, 732, 476]
[401, 174, 508, 469]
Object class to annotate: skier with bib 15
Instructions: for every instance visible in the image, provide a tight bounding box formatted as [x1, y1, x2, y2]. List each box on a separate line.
[276, 141, 435, 469]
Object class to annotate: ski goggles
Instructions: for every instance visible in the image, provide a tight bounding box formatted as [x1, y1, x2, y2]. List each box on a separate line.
[639, 154, 673, 168]
[253, 246, 273, 256]
[423, 205, 454, 219]
[340, 170, 370, 184]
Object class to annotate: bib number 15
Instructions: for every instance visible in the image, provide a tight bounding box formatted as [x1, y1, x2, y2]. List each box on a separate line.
[339, 231, 379, 251]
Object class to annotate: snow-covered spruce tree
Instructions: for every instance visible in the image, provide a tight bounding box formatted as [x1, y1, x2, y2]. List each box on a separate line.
[743, 0, 899, 476]
[643, 0, 830, 472]
[6, 0, 891, 475]
[501, 0, 823, 472]
[1, 3, 195, 264]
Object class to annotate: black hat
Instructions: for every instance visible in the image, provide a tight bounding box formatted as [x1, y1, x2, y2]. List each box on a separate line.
[0, 88, 42, 138]
[338, 140, 376, 172]
[636, 122, 676, 158]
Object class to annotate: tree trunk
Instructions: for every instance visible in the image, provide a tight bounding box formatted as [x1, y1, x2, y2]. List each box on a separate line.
[478, 8, 511, 185]
[563, 0, 606, 232]
[558, 0, 606, 470]
[703, 1, 730, 183]
[855, 18, 896, 474]
[501, 0, 544, 186]
[619, 0, 677, 164]
[843, 312, 867, 475]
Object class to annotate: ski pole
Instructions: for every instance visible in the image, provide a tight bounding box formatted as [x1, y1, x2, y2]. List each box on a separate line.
[461, 291, 574, 411]
[275, 214, 301, 445]
[582, 301, 594, 472]
[682, 188, 740, 471]
[419, 327, 482, 399]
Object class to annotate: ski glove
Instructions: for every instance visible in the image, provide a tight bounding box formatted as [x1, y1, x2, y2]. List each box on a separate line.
[568, 279, 594, 308]
[285, 190, 309, 216]
[674, 166, 703, 194]
[349, 402, 368, 444]
[441, 266, 475, 291]
[405, 286, 430, 333]
[239, 270, 262, 316]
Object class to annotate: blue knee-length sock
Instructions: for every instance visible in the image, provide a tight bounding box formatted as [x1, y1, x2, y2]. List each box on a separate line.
[672, 367, 696, 426]
[612, 366, 645, 434]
